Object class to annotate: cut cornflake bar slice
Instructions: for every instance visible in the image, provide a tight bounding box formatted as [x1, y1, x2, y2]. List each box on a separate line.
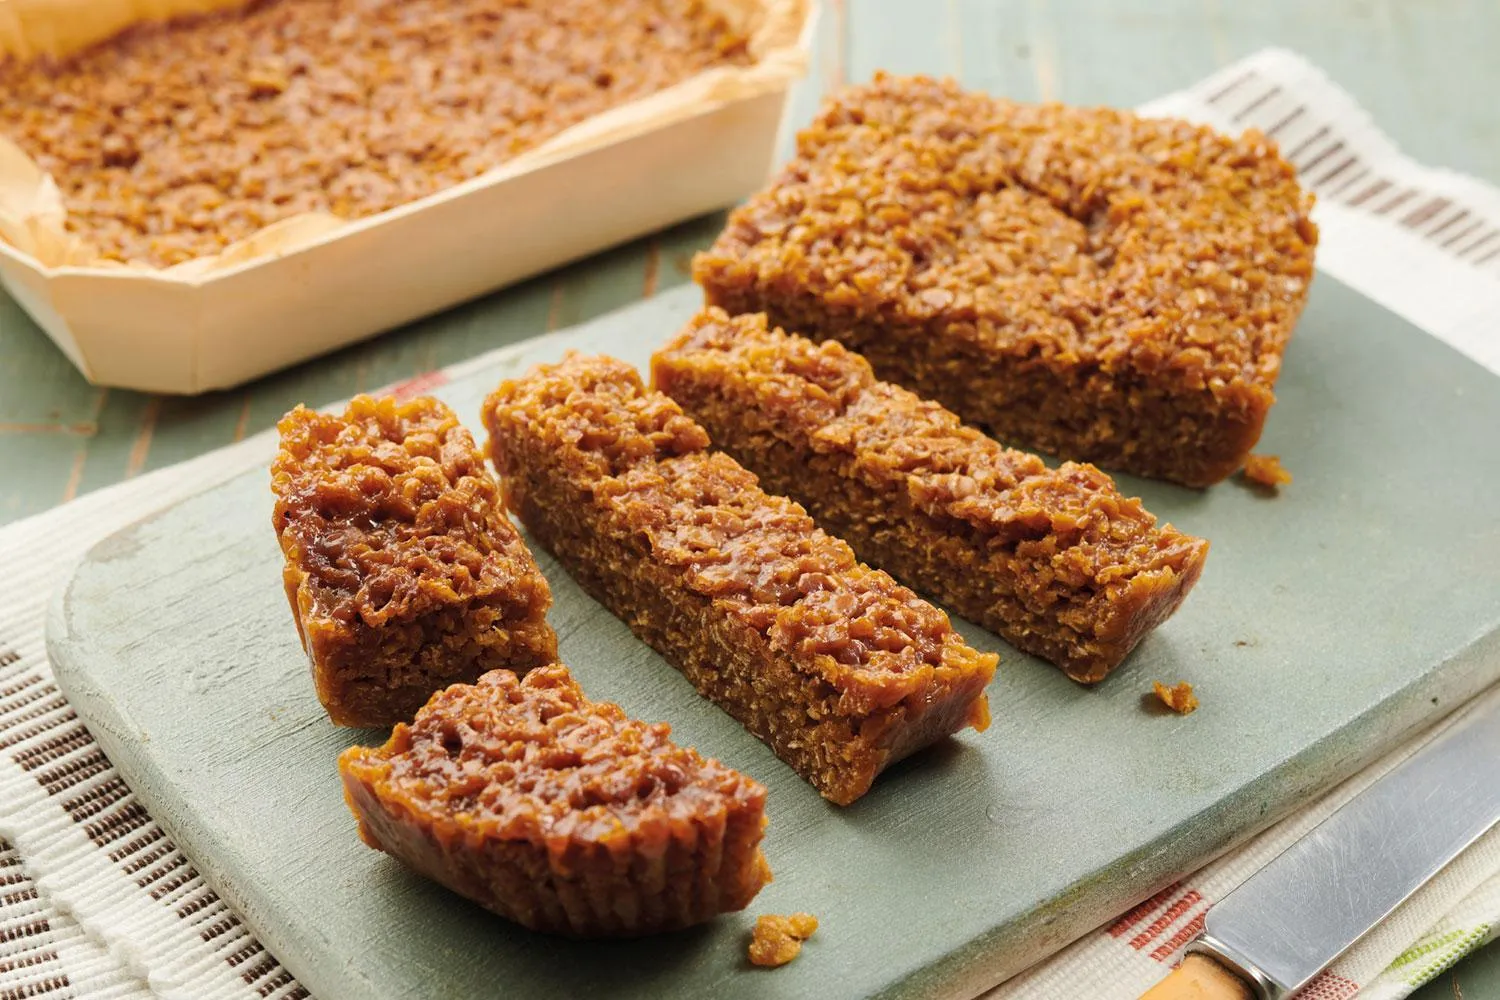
[272, 395, 557, 727]
[482, 355, 997, 806]
[693, 74, 1317, 487]
[340, 664, 771, 937]
[653, 310, 1210, 683]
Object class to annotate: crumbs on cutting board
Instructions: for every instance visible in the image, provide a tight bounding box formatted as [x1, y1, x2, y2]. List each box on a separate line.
[1241, 453, 1293, 489]
[750, 913, 819, 968]
[1152, 681, 1199, 715]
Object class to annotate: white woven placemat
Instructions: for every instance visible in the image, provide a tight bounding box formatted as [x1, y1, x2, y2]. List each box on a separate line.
[2, 48, 1498, 1000]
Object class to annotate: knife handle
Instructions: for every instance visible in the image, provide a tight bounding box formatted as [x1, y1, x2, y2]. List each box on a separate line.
[1138, 954, 1255, 1000]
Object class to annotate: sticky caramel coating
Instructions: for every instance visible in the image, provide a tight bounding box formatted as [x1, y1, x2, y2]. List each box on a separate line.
[749, 912, 818, 967]
[694, 74, 1318, 487]
[340, 664, 771, 937]
[482, 354, 997, 806]
[653, 310, 1209, 683]
[0, 0, 750, 267]
[272, 394, 556, 727]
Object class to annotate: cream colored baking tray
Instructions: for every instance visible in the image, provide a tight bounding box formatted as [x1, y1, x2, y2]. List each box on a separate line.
[0, 0, 814, 393]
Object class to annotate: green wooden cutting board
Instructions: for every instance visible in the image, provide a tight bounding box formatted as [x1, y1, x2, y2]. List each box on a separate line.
[46, 279, 1500, 1000]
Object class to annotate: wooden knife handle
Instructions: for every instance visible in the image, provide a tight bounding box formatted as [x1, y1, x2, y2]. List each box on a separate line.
[1139, 954, 1255, 1000]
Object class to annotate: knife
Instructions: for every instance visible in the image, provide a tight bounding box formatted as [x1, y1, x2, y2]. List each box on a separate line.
[1140, 690, 1500, 1000]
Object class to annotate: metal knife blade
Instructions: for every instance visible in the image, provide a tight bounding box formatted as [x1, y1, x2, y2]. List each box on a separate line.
[1189, 689, 1500, 1000]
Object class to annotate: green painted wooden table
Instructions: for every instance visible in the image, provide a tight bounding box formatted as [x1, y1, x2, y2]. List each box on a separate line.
[3, 1, 1497, 996]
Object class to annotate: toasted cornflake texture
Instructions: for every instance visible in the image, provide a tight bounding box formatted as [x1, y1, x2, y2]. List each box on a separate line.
[272, 394, 557, 727]
[0, 0, 751, 267]
[693, 74, 1318, 487]
[1152, 680, 1199, 714]
[654, 310, 1209, 683]
[482, 355, 997, 805]
[749, 912, 818, 967]
[340, 664, 771, 937]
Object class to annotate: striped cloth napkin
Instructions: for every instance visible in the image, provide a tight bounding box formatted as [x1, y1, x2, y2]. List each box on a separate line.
[2, 48, 1498, 1000]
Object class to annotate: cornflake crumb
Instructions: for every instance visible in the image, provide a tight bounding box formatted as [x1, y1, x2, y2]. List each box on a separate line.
[749, 912, 819, 968]
[1242, 454, 1292, 488]
[1153, 681, 1199, 715]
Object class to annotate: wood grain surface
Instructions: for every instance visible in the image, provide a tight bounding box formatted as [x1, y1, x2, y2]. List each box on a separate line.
[5, 1, 1499, 995]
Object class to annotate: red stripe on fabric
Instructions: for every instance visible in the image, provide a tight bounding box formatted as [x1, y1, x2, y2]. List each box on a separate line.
[1128, 891, 1203, 951]
[1107, 882, 1182, 937]
[1149, 911, 1207, 962]
[1296, 970, 1361, 999]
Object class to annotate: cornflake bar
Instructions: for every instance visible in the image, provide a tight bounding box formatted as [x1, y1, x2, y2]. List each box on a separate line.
[694, 74, 1317, 487]
[340, 664, 770, 937]
[482, 355, 997, 805]
[0, 0, 753, 267]
[653, 310, 1209, 683]
[272, 395, 557, 727]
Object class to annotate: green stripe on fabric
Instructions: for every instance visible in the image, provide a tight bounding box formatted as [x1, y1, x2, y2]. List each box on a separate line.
[1390, 923, 1492, 988]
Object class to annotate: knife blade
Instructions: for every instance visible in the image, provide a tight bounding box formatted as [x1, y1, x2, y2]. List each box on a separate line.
[1141, 689, 1500, 1000]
